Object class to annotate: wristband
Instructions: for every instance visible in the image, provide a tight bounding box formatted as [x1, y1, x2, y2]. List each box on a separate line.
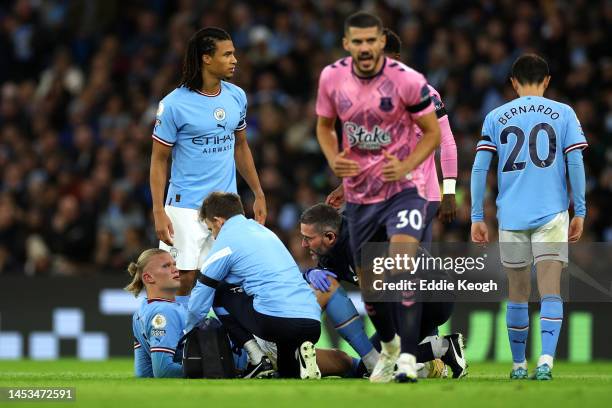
[443, 178, 456, 195]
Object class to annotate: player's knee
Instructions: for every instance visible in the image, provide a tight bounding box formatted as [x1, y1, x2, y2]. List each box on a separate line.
[314, 278, 340, 309]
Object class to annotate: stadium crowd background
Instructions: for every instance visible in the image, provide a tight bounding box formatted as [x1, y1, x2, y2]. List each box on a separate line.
[0, 0, 610, 275]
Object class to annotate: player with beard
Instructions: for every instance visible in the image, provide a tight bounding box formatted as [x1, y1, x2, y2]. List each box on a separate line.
[326, 28, 459, 247]
[316, 12, 442, 383]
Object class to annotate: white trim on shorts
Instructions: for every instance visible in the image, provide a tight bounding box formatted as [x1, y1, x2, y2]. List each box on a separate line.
[499, 211, 569, 268]
[159, 205, 213, 270]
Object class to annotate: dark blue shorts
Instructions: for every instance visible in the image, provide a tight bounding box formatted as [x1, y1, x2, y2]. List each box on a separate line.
[422, 200, 440, 251]
[345, 188, 427, 267]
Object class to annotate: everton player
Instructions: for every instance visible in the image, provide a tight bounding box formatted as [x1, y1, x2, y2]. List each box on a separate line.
[150, 27, 266, 300]
[316, 11, 441, 383]
[326, 28, 459, 248]
[471, 54, 587, 380]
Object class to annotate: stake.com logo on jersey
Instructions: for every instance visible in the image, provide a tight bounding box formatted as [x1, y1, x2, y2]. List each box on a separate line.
[344, 122, 392, 150]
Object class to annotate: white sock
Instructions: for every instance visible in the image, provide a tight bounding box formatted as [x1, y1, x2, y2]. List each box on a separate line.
[427, 336, 449, 358]
[244, 339, 265, 364]
[381, 334, 400, 355]
[362, 348, 380, 373]
[512, 360, 527, 370]
[537, 354, 554, 368]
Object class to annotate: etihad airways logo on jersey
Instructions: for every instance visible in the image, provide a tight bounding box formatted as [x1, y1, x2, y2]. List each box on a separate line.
[192, 134, 235, 154]
[344, 122, 392, 150]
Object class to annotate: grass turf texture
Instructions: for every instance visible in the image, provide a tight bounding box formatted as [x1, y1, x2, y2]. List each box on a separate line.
[0, 360, 610, 408]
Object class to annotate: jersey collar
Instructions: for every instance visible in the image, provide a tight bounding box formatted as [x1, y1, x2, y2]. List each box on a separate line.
[195, 86, 222, 97]
[351, 56, 386, 80]
[147, 297, 175, 304]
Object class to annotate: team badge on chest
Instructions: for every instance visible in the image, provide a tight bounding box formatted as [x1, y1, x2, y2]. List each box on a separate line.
[214, 108, 226, 121]
[379, 97, 394, 112]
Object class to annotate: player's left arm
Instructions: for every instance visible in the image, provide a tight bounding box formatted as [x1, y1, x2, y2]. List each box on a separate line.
[234, 128, 266, 224]
[563, 107, 588, 242]
[471, 115, 497, 244]
[437, 108, 458, 223]
[567, 150, 585, 242]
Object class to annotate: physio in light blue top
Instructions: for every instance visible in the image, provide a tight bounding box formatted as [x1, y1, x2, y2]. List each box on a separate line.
[187, 194, 321, 332]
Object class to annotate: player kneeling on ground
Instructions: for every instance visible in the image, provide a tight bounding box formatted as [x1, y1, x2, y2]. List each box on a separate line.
[186, 192, 322, 379]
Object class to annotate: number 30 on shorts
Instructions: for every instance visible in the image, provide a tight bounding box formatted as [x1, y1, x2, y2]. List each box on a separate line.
[396, 209, 423, 230]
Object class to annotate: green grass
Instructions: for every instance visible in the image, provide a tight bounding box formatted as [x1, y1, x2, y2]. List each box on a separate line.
[0, 360, 611, 408]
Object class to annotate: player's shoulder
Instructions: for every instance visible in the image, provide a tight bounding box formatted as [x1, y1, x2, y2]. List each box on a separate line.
[484, 100, 512, 123]
[158, 86, 190, 109]
[321, 57, 352, 77]
[426, 84, 441, 99]
[144, 300, 182, 326]
[543, 97, 575, 117]
[221, 81, 246, 98]
[163, 86, 190, 101]
[386, 59, 426, 80]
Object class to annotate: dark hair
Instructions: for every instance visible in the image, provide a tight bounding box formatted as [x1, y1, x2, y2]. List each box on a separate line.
[511, 53, 549, 85]
[199, 192, 244, 221]
[344, 11, 383, 34]
[179, 27, 232, 92]
[299, 203, 342, 233]
[383, 28, 401, 56]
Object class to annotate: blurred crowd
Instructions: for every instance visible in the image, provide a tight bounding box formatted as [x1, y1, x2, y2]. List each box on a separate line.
[0, 0, 610, 275]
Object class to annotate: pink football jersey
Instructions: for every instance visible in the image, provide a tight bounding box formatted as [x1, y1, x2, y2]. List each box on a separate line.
[416, 85, 458, 202]
[316, 57, 435, 204]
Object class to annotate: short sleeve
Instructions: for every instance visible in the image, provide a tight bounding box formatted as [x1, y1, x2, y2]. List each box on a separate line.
[148, 306, 183, 355]
[429, 86, 448, 119]
[236, 89, 247, 131]
[402, 72, 434, 119]
[152, 100, 178, 146]
[476, 113, 497, 154]
[562, 106, 588, 154]
[315, 66, 337, 118]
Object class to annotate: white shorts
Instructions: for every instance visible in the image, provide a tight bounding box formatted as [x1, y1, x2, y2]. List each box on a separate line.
[499, 211, 569, 268]
[159, 205, 213, 270]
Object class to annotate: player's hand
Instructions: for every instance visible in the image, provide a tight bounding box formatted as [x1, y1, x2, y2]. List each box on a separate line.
[325, 184, 345, 209]
[153, 209, 174, 246]
[253, 194, 267, 225]
[381, 151, 410, 181]
[438, 194, 457, 223]
[331, 148, 360, 178]
[471, 221, 489, 244]
[306, 269, 338, 292]
[568, 216, 584, 242]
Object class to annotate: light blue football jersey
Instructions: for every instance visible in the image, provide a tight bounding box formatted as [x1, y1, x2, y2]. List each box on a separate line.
[477, 96, 588, 230]
[132, 298, 186, 378]
[186, 215, 321, 330]
[152, 83, 248, 210]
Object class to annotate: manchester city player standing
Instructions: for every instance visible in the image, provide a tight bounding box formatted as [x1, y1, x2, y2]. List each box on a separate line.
[150, 27, 266, 299]
[471, 54, 587, 380]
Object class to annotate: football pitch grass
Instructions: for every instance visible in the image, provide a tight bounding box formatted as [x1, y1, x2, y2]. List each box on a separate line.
[0, 360, 610, 408]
